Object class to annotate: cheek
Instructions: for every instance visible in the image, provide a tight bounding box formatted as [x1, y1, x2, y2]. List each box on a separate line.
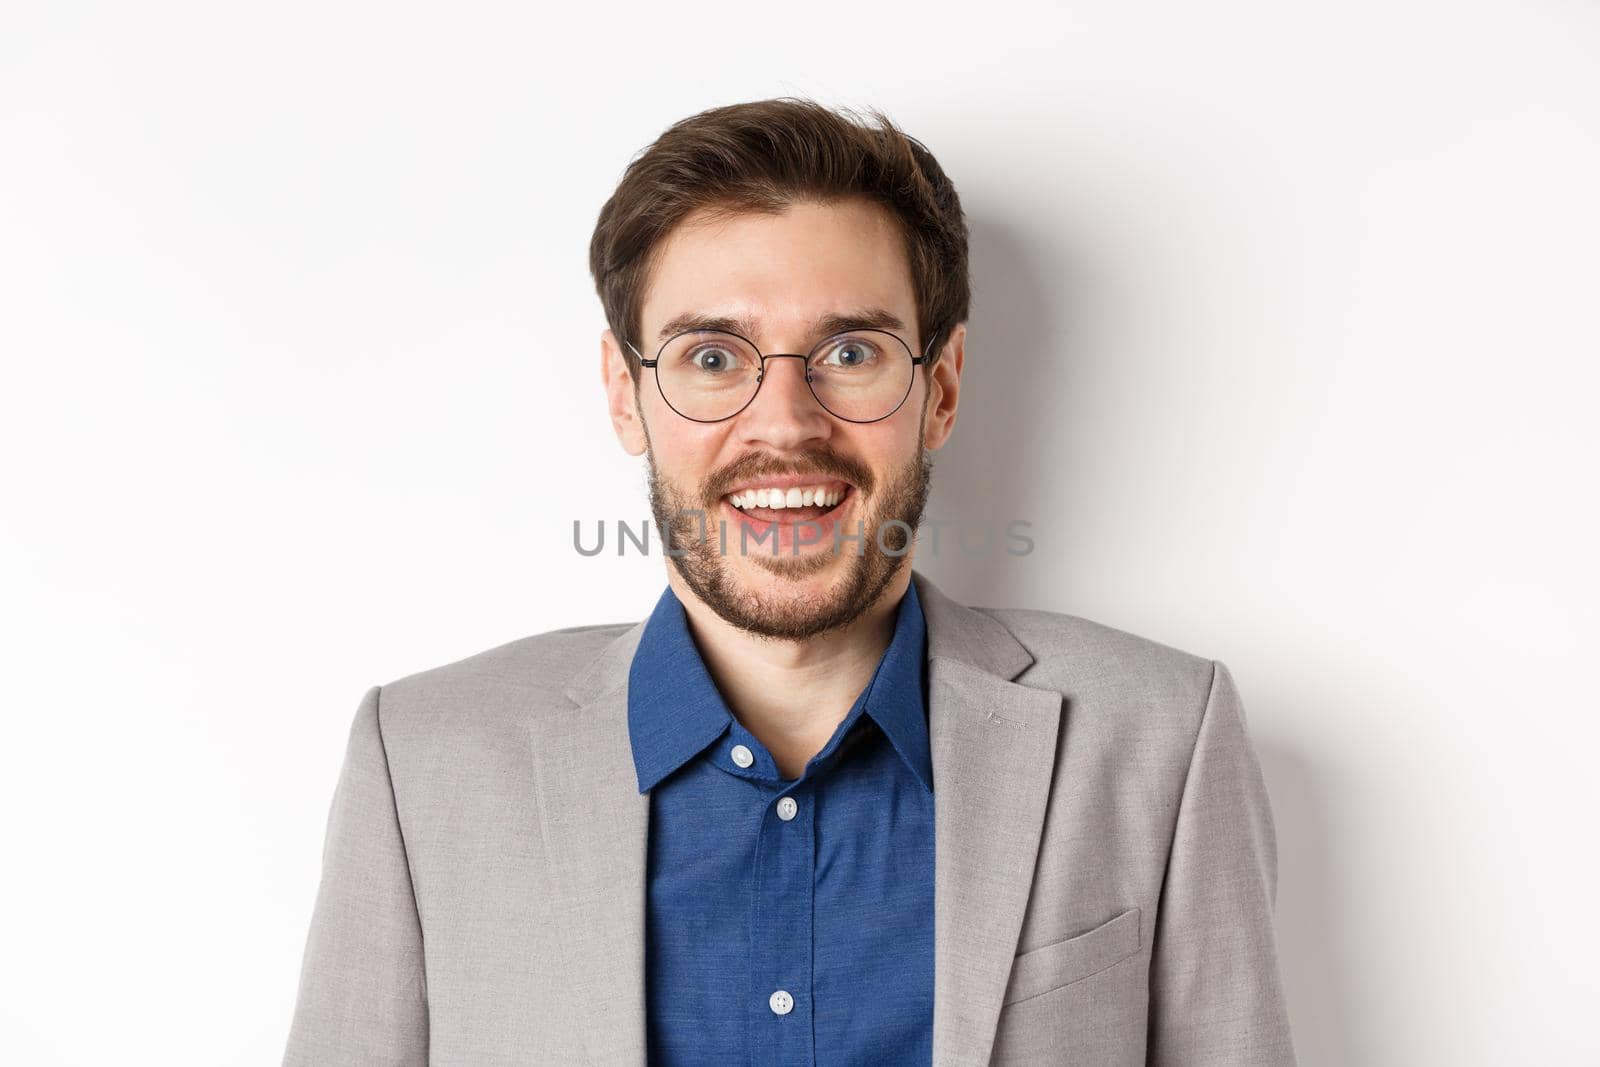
[858, 415, 922, 465]
[649, 420, 730, 480]
[639, 391, 694, 449]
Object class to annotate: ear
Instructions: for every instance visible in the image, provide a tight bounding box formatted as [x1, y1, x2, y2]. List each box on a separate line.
[601, 329, 649, 456]
[922, 322, 965, 451]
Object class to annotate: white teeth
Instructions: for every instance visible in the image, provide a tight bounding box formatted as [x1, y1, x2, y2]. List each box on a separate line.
[726, 485, 846, 511]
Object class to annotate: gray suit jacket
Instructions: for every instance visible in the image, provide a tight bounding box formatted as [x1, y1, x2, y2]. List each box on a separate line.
[283, 569, 1296, 1065]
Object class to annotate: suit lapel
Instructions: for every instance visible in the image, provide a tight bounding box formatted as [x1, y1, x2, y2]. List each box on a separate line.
[914, 570, 1065, 1067]
[529, 619, 651, 1065]
[530, 570, 1064, 1067]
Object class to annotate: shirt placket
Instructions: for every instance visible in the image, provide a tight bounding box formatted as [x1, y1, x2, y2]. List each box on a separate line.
[721, 723, 817, 1067]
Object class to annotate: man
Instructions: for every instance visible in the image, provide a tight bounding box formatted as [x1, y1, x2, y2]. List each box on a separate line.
[283, 98, 1297, 1065]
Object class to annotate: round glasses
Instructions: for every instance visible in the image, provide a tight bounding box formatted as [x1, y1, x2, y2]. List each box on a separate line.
[626, 328, 934, 423]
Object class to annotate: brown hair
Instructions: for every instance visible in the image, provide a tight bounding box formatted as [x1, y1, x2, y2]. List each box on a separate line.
[588, 97, 970, 382]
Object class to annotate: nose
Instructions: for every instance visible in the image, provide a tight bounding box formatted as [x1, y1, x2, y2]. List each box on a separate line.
[738, 354, 831, 447]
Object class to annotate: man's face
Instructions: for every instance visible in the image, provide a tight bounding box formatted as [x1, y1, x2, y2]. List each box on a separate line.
[602, 197, 962, 641]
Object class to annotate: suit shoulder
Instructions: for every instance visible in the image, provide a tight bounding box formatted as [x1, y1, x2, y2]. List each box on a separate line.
[371, 621, 635, 737]
[975, 604, 1218, 724]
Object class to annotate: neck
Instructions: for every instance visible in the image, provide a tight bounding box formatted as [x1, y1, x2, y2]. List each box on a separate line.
[666, 565, 912, 779]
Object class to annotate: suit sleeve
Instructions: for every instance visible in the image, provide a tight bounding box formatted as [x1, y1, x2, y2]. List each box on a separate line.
[283, 685, 429, 1066]
[1146, 660, 1297, 1066]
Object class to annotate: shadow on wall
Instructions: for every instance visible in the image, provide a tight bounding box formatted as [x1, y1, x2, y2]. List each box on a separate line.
[1259, 740, 1355, 1066]
[917, 209, 1086, 606]
[924, 210, 1347, 1064]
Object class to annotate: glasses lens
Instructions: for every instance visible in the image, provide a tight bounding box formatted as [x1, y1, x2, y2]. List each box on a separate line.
[655, 331, 762, 421]
[807, 329, 915, 421]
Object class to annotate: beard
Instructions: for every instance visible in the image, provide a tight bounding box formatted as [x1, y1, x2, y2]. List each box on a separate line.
[644, 428, 935, 644]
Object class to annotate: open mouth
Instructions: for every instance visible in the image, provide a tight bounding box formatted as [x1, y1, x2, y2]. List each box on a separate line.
[720, 481, 855, 526]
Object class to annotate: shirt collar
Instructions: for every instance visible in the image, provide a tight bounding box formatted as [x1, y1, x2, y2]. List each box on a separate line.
[625, 579, 932, 795]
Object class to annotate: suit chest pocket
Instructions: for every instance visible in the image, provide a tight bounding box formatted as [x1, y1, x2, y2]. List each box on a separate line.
[1001, 905, 1143, 1006]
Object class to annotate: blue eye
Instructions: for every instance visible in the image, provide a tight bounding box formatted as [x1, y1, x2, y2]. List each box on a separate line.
[819, 337, 880, 368]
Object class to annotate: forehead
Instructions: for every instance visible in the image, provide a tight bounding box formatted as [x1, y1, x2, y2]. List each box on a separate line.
[639, 198, 916, 346]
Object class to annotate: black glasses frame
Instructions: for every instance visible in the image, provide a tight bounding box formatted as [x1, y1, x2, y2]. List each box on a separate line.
[625, 327, 936, 424]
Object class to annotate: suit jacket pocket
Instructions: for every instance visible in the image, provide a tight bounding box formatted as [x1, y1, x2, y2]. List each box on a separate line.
[1001, 906, 1143, 1006]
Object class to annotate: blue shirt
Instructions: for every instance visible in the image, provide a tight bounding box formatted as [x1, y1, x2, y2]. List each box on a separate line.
[626, 579, 936, 1066]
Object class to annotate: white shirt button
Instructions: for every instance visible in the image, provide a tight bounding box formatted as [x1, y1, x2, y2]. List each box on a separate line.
[776, 796, 799, 821]
[730, 744, 754, 768]
[769, 989, 794, 1015]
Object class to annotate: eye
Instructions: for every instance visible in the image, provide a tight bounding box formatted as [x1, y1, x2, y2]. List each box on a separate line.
[817, 336, 880, 369]
[688, 345, 747, 374]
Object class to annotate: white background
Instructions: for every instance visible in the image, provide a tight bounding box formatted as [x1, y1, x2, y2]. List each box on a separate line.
[2, 1, 1596, 1063]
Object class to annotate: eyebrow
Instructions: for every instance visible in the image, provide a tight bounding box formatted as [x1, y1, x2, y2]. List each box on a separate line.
[653, 307, 908, 348]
